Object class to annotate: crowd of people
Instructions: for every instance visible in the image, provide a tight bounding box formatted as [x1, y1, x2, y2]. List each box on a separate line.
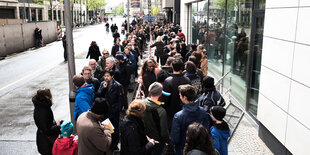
[33, 18, 231, 155]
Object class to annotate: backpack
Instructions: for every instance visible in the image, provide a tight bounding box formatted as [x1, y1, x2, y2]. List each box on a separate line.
[198, 91, 226, 112]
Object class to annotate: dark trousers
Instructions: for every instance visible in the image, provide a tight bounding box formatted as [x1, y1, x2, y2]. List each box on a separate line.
[109, 113, 120, 148]
[35, 38, 41, 48]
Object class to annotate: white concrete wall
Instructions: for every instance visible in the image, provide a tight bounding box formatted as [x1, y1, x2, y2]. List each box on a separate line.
[180, 0, 191, 44]
[257, 0, 310, 154]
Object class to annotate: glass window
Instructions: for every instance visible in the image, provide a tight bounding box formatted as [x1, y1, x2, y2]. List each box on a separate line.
[248, 14, 264, 116]
[31, 9, 36, 21]
[48, 10, 52, 20]
[38, 9, 42, 21]
[222, 0, 252, 107]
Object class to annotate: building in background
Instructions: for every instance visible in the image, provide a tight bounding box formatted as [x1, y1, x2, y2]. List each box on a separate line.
[181, 0, 309, 154]
[0, 0, 87, 26]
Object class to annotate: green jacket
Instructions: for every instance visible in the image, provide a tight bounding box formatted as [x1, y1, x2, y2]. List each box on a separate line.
[142, 98, 170, 143]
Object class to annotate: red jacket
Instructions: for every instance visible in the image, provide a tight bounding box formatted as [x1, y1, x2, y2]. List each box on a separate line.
[52, 135, 78, 155]
[176, 32, 186, 42]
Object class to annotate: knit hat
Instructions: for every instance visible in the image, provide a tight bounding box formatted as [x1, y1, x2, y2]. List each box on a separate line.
[90, 98, 109, 115]
[210, 106, 226, 121]
[148, 82, 163, 97]
[115, 54, 124, 60]
[61, 121, 74, 137]
[203, 76, 215, 90]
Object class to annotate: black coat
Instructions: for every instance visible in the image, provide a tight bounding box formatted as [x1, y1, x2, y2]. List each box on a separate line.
[118, 61, 132, 86]
[151, 41, 165, 57]
[142, 71, 156, 96]
[97, 79, 126, 116]
[86, 45, 101, 61]
[33, 96, 60, 155]
[162, 74, 191, 129]
[120, 115, 153, 155]
[111, 44, 124, 57]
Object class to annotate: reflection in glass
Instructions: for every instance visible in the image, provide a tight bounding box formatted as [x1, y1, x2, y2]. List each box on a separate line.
[248, 15, 264, 116]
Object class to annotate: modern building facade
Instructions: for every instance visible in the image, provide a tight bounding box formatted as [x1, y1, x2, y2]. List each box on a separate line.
[181, 0, 309, 154]
[0, 0, 87, 26]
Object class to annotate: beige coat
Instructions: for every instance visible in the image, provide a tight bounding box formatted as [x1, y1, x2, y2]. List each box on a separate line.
[201, 57, 208, 77]
[77, 112, 112, 155]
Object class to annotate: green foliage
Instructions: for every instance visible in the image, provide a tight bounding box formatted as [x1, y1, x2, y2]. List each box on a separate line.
[33, 0, 44, 5]
[88, 0, 107, 11]
[151, 6, 159, 15]
[113, 5, 124, 15]
[214, 0, 245, 11]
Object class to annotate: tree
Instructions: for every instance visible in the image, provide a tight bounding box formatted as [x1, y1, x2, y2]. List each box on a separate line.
[88, 0, 106, 11]
[151, 6, 159, 16]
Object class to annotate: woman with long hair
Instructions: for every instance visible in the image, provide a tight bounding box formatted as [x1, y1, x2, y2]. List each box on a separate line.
[183, 122, 216, 155]
[120, 99, 156, 155]
[140, 59, 157, 96]
[33, 88, 61, 155]
[86, 41, 101, 61]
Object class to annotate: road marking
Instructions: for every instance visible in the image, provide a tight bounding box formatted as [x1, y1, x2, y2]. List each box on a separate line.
[0, 61, 60, 92]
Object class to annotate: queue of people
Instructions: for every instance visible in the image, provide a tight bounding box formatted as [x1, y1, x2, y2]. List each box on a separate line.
[33, 18, 231, 155]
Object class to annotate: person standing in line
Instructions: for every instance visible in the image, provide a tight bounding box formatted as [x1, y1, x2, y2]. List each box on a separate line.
[150, 36, 165, 65]
[86, 41, 101, 62]
[111, 38, 124, 57]
[88, 59, 104, 82]
[142, 82, 170, 155]
[120, 99, 156, 155]
[81, 66, 100, 94]
[183, 122, 216, 155]
[162, 58, 191, 129]
[210, 106, 230, 155]
[33, 88, 61, 155]
[77, 98, 112, 155]
[97, 69, 126, 151]
[141, 59, 157, 96]
[170, 85, 211, 155]
[52, 121, 78, 155]
[97, 49, 110, 73]
[72, 75, 95, 121]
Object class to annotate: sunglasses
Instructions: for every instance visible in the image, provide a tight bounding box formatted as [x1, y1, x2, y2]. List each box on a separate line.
[103, 53, 109, 55]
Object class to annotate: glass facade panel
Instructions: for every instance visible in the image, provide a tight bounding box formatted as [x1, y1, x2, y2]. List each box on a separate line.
[31, 9, 36, 21]
[38, 9, 42, 21]
[224, 0, 252, 107]
[189, 0, 265, 117]
[248, 13, 264, 116]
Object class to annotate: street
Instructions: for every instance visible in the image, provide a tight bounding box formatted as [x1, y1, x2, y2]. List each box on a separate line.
[0, 17, 126, 154]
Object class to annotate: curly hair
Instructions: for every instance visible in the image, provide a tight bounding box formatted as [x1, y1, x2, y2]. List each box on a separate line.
[35, 88, 53, 105]
[126, 99, 146, 118]
[183, 122, 216, 155]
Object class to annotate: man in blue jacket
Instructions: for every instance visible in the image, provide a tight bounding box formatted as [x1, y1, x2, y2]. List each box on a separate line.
[170, 84, 211, 155]
[72, 74, 95, 121]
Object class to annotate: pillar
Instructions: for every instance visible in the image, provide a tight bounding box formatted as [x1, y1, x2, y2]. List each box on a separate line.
[28, 7, 32, 21]
[35, 8, 39, 21]
[16, 6, 20, 19]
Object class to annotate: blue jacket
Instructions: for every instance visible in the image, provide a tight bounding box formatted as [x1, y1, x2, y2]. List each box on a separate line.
[125, 52, 137, 72]
[170, 101, 211, 155]
[211, 122, 230, 155]
[74, 84, 95, 120]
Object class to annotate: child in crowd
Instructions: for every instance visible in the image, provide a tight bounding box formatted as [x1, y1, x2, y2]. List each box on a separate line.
[210, 106, 231, 155]
[52, 121, 78, 155]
